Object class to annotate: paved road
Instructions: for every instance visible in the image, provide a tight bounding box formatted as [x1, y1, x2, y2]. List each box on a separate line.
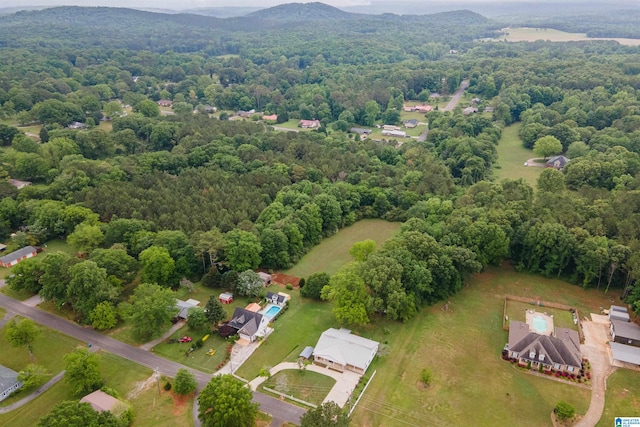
[575, 316, 615, 427]
[442, 80, 469, 112]
[0, 294, 305, 425]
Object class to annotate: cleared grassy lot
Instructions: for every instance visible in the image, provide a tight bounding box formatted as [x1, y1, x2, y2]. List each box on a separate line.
[497, 27, 640, 46]
[597, 369, 640, 426]
[494, 123, 542, 188]
[284, 219, 401, 278]
[350, 264, 620, 427]
[153, 325, 228, 374]
[260, 370, 336, 406]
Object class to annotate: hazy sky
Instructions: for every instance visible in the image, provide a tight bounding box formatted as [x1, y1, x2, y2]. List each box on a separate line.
[2, 0, 542, 10]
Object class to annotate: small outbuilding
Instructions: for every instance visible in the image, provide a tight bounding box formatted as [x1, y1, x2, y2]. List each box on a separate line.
[610, 310, 630, 323]
[299, 346, 314, 360]
[611, 305, 629, 313]
[266, 291, 287, 307]
[546, 155, 570, 171]
[175, 298, 200, 320]
[219, 292, 234, 304]
[610, 341, 640, 368]
[611, 320, 640, 347]
[258, 272, 272, 286]
[80, 390, 127, 415]
[0, 246, 38, 268]
[0, 365, 22, 402]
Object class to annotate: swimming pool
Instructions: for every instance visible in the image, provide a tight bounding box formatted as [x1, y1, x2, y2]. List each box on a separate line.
[532, 316, 548, 334]
[261, 303, 282, 320]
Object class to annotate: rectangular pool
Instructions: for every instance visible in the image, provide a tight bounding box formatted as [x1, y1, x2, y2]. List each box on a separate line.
[261, 303, 282, 320]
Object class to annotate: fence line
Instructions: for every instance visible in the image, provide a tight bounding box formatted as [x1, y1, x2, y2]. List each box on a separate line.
[503, 294, 584, 342]
[348, 369, 376, 417]
[261, 386, 317, 408]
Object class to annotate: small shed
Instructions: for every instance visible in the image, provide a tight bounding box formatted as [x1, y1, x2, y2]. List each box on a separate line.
[266, 291, 287, 307]
[80, 390, 127, 415]
[258, 272, 272, 286]
[610, 310, 630, 322]
[299, 346, 314, 360]
[219, 292, 233, 304]
[611, 305, 628, 313]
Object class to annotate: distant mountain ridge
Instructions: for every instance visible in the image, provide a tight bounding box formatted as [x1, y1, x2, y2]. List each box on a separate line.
[246, 2, 359, 21]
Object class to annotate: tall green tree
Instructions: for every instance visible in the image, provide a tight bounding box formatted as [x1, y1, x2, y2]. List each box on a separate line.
[198, 375, 258, 427]
[67, 261, 118, 318]
[321, 264, 370, 326]
[533, 135, 563, 161]
[37, 401, 119, 427]
[204, 295, 227, 325]
[174, 368, 197, 395]
[235, 270, 263, 297]
[5, 318, 40, 358]
[139, 246, 175, 287]
[64, 348, 103, 396]
[120, 283, 177, 341]
[300, 401, 350, 427]
[224, 230, 262, 272]
[67, 222, 104, 252]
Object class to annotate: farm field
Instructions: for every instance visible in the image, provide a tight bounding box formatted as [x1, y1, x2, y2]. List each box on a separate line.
[284, 219, 401, 278]
[496, 27, 640, 46]
[597, 369, 640, 426]
[350, 263, 621, 426]
[494, 123, 542, 187]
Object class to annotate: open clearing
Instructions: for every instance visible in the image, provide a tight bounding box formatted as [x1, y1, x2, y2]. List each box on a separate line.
[495, 28, 640, 46]
[350, 263, 621, 427]
[494, 123, 542, 187]
[597, 369, 640, 426]
[284, 219, 401, 278]
[260, 370, 336, 406]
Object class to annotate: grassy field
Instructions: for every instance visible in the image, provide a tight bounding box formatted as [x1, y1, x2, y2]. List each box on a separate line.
[505, 300, 577, 330]
[235, 290, 335, 380]
[260, 370, 336, 406]
[284, 219, 401, 278]
[497, 27, 640, 46]
[350, 263, 621, 427]
[597, 369, 640, 426]
[494, 123, 542, 188]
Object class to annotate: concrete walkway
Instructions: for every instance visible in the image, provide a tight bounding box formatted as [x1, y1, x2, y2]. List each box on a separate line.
[215, 337, 262, 375]
[140, 320, 185, 351]
[0, 310, 16, 328]
[0, 371, 65, 414]
[575, 314, 616, 427]
[249, 362, 360, 408]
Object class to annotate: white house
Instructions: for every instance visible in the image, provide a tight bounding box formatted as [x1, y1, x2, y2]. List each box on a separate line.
[228, 307, 269, 342]
[0, 365, 23, 402]
[313, 328, 379, 374]
[266, 291, 287, 307]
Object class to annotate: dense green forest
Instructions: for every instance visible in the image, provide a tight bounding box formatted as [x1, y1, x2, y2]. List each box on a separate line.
[2, 3, 640, 325]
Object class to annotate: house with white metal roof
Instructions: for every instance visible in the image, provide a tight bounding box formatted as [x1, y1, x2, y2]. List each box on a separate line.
[312, 328, 379, 374]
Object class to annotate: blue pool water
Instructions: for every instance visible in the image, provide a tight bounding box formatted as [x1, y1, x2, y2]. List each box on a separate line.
[532, 316, 547, 333]
[262, 304, 281, 319]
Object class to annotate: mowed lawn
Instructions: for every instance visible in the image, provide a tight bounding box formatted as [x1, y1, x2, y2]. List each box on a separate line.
[505, 300, 577, 330]
[260, 370, 336, 406]
[494, 123, 542, 188]
[235, 290, 335, 380]
[597, 369, 640, 426]
[284, 219, 401, 277]
[350, 263, 621, 427]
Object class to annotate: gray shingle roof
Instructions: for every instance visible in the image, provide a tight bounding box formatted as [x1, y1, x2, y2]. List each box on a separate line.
[0, 246, 37, 265]
[0, 365, 21, 396]
[612, 319, 640, 341]
[228, 307, 264, 337]
[508, 321, 581, 368]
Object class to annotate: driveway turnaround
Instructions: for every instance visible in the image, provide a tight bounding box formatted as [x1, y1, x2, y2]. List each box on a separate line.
[0, 294, 305, 425]
[250, 362, 361, 408]
[575, 314, 616, 427]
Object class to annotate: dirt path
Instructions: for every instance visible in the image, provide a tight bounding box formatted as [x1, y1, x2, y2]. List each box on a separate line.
[575, 316, 615, 427]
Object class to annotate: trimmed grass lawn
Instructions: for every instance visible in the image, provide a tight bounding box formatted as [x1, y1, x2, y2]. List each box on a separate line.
[0, 306, 5, 317]
[350, 263, 621, 427]
[597, 369, 640, 426]
[43, 238, 77, 256]
[505, 300, 577, 330]
[260, 370, 336, 406]
[0, 379, 75, 426]
[153, 325, 228, 374]
[235, 289, 335, 380]
[284, 219, 401, 278]
[494, 122, 542, 188]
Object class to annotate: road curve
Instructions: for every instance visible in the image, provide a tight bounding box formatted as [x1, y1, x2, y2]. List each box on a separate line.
[0, 294, 305, 425]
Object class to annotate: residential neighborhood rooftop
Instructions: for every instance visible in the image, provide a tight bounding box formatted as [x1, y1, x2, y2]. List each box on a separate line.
[0, 246, 38, 266]
[313, 328, 379, 372]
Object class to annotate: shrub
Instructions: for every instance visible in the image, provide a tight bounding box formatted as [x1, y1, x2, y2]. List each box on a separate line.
[286, 283, 293, 290]
[554, 401, 575, 420]
[419, 368, 433, 387]
[298, 278, 305, 288]
[164, 381, 172, 391]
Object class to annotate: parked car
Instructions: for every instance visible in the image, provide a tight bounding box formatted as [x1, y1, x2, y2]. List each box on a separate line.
[178, 336, 192, 343]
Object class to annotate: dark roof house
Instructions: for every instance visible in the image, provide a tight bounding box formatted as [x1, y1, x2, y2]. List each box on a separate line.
[507, 321, 581, 371]
[611, 320, 640, 347]
[349, 127, 372, 136]
[266, 291, 286, 306]
[404, 119, 419, 128]
[228, 307, 267, 342]
[0, 365, 22, 402]
[546, 155, 570, 170]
